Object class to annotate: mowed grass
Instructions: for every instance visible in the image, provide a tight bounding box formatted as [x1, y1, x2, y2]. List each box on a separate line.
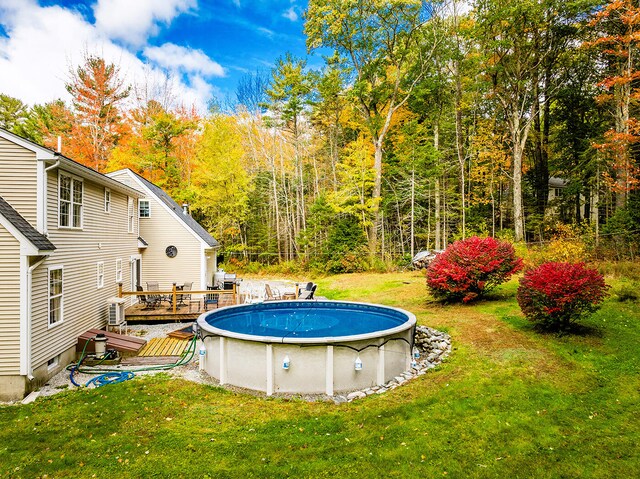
[1, 271, 639, 478]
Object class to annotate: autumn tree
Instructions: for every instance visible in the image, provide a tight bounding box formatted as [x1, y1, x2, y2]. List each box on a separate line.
[66, 54, 130, 171]
[305, 0, 441, 254]
[589, 0, 640, 209]
[264, 53, 314, 245]
[190, 114, 253, 252]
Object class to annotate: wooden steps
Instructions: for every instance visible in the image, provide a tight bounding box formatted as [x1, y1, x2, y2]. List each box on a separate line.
[77, 328, 146, 357]
[137, 337, 190, 357]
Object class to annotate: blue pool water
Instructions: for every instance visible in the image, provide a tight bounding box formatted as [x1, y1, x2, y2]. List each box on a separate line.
[201, 301, 411, 339]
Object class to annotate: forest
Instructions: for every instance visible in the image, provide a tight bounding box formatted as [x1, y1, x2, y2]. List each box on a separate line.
[2, 0, 640, 272]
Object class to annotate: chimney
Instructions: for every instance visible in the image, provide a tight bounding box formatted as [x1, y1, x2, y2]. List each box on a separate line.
[57, 136, 62, 153]
[182, 203, 189, 215]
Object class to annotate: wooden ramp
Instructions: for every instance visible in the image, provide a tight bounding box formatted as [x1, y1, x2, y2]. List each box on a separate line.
[77, 329, 146, 357]
[137, 337, 190, 357]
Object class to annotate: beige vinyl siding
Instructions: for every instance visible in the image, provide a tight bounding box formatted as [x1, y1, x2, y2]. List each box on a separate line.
[138, 199, 203, 290]
[108, 170, 206, 290]
[0, 227, 21, 375]
[0, 137, 38, 225]
[29, 170, 139, 369]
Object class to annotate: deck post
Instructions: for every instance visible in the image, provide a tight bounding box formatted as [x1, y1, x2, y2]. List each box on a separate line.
[117, 282, 123, 298]
[233, 282, 237, 305]
[172, 283, 177, 314]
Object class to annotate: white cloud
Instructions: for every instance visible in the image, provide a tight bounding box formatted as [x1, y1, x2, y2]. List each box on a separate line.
[144, 43, 225, 77]
[257, 26, 274, 38]
[94, 0, 196, 46]
[0, 1, 215, 113]
[282, 7, 298, 22]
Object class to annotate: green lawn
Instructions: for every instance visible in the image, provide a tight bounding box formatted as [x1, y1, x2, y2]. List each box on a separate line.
[1, 272, 638, 478]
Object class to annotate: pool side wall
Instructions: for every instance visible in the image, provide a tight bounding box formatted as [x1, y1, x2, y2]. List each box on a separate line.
[200, 328, 412, 395]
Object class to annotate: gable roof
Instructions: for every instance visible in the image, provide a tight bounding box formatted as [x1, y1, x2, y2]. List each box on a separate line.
[108, 169, 218, 248]
[0, 128, 143, 199]
[0, 195, 55, 252]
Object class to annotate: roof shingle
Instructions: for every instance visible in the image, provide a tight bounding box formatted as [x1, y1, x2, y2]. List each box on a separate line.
[0, 196, 56, 251]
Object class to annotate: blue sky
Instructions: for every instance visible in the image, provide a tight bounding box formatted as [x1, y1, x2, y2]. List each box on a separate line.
[0, 0, 322, 111]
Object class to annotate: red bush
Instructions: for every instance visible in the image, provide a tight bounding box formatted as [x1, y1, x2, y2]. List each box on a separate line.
[426, 236, 522, 303]
[517, 262, 609, 330]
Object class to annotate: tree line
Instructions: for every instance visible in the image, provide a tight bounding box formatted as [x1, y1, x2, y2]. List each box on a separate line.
[2, 0, 640, 271]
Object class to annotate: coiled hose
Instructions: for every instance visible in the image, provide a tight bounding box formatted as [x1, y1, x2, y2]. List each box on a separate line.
[68, 334, 198, 388]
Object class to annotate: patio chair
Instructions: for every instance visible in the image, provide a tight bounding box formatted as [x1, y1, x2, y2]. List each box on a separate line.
[265, 283, 281, 301]
[176, 282, 192, 307]
[204, 286, 219, 311]
[297, 282, 314, 298]
[298, 284, 317, 300]
[137, 285, 161, 310]
[145, 281, 166, 306]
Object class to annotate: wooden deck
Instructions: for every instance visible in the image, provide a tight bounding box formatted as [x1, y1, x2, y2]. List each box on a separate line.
[125, 296, 236, 322]
[137, 337, 189, 357]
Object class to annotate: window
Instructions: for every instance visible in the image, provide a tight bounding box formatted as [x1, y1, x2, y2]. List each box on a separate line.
[48, 267, 63, 327]
[139, 199, 150, 218]
[104, 188, 111, 213]
[97, 262, 104, 289]
[59, 173, 83, 228]
[115, 258, 123, 283]
[127, 197, 135, 233]
[47, 355, 60, 371]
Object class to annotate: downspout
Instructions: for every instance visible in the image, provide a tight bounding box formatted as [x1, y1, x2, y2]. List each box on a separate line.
[26, 256, 47, 380]
[42, 160, 60, 236]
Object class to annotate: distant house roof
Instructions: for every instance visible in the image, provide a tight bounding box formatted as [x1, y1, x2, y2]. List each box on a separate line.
[0, 195, 56, 252]
[108, 169, 219, 248]
[549, 177, 568, 188]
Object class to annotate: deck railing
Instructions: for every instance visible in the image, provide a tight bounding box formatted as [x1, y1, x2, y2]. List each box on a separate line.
[117, 283, 237, 314]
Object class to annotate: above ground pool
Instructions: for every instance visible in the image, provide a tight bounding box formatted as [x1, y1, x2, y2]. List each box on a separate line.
[196, 300, 416, 396]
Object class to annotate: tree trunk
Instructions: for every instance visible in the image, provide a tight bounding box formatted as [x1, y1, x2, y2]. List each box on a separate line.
[455, 71, 466, 239]
[369, 138, 383, 256]
[434, 120, 441, 250]
[513, 139, 525, 242]
[410, 166, 415, 259]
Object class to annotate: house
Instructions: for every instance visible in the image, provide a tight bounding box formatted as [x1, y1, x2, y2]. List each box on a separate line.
[106, 169, 218, 291]
[0, 129, 221, 401]
[0, 128, 150, 400]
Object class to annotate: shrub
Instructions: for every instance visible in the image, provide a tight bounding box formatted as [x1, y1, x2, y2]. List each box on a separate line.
[517, 262, 609, 331]
[614, 283, 639, 302]
[426, 236, 523, 303]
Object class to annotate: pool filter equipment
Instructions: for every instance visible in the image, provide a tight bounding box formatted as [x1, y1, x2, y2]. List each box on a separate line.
[94, 333, 108, 358]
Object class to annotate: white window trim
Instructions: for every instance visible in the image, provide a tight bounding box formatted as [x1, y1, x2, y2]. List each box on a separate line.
[48, 265, 64, 329]
[97, 261, 105, 289]
[139, 199, 151, 218]
[47, 355, 60, 371]
[104, 188, 111, 213]
[115, 258, 123, 283]
[58, 171, 84, 229]
[127, 197, 135, 234]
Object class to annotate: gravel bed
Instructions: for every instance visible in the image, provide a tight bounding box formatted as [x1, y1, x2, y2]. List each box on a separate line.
[6, 285, 451, 405]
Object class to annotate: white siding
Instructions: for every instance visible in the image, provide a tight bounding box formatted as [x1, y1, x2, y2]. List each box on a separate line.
[0, 136, 38, 225]
[29, 170, 139, 369]
[0, 227, 20, 375]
